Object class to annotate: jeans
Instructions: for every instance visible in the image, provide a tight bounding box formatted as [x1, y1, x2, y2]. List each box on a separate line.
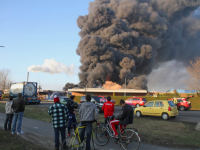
[68, 113, 77, 134]
[54, 126, 66, 148]
[79, 122, 92, 150]
[12, 112, 23, 133]
[4, 114, 14, 130]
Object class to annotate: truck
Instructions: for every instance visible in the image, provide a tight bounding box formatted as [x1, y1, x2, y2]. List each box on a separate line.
[9, 82, 41, 105]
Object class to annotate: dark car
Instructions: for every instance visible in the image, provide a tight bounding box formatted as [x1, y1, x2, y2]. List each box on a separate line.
[59, 96, 78, 109]
[80, 96, 105, 113]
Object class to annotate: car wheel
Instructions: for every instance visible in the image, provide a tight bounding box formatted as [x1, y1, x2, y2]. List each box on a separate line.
[162, 113, 169, 120]
[136, 104, 140, 108]
[136, 111, 142, 117]
[171, 116, 176, 119]
[180, 106, 185, 111]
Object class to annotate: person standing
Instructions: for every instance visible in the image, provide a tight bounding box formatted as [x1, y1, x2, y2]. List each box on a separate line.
[4, 96, 14, 131]
[79, 95, 99, 150]
[109, 99, 133, 138]
[102, 96, 114, 124]
[67, 95, 77, 136]
[48, 95, 69, 150]
[174, 97, 178, 104]
[11, 93, 25, 135]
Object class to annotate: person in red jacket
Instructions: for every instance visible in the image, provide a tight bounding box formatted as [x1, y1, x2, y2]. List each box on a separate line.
[102, 96, 114, 124]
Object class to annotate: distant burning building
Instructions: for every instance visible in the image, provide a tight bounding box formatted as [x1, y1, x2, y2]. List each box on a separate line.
[68, 88, 147, 96]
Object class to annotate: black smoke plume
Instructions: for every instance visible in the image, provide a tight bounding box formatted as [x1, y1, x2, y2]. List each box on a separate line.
[76, 0, 200, 90]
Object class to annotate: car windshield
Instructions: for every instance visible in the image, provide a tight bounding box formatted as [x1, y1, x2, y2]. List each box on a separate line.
[0, 92, 2, 95]
[168, 101, 176, 106]
[185, 98, 189, 101]
[93, 96, 103, 103]
[63, 98, 70, 101]
[142, 98, 147, 102]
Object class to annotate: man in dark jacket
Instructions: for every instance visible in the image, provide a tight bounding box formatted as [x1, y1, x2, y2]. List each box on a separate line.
[110, 99, 133, 138]
[67, 95, 77, 136]
[48, 95, 68, 150]
[11, 93, 25, 135]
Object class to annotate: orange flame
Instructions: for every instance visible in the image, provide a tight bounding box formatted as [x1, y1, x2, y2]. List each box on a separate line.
[103, 81, 122, 90]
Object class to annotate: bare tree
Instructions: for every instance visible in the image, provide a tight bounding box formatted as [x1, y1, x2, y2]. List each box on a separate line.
[186, 57, 200, 91]
[0, 69, 11, 91]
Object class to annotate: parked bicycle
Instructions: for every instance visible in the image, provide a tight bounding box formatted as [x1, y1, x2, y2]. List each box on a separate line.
[94, 116, 141, 150]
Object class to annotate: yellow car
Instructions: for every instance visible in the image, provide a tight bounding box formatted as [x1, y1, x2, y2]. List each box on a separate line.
[134, 100, 178, 120]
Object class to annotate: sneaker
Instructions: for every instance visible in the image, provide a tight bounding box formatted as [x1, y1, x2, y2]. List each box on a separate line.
[17, 131, 24, 135]
[114, 138, 120, 144]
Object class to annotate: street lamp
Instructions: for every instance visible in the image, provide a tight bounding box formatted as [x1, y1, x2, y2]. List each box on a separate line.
[124, 78, 126, 97]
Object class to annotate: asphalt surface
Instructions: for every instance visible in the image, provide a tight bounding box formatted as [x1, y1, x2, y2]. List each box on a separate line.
[0, 112, 198, 150]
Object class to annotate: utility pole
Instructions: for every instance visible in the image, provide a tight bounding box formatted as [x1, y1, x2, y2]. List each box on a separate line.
[0, 46, 5, 47]
[124, 78, 126, 97]
[27, 72, 29, 82]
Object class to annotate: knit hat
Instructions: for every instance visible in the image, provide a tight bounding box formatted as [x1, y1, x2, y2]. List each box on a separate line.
[54, 95, 60, 103]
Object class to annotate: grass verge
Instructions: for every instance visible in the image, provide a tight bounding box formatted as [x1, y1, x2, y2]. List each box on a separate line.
[0, 129, 47, 150]
[0, 103, 200, 149]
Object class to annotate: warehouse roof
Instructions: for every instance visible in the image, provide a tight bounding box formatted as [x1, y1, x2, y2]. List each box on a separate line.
[68, 88, 147, 93]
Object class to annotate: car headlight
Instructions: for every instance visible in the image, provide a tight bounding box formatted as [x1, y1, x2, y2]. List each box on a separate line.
[99, 103, 103, 106]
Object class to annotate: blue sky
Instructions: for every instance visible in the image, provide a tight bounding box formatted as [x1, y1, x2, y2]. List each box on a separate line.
[0, 0, 93, 91]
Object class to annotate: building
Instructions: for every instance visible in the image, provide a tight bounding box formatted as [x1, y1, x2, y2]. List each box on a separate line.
[167, 89, 199, 93]
[68, 88, 147, 96]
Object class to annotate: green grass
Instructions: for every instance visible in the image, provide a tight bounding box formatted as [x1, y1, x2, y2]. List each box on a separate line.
[0, 129, 47, 150]
[0, 103, 200, 148]
[188, 97, 200, 110]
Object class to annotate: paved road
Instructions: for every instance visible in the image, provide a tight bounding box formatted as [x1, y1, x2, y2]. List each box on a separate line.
[0, 112, 198, 150]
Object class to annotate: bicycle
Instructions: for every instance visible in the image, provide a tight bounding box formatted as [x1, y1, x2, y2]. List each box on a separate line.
[61, 122, 96, 150]
[94, 116, 141, 150]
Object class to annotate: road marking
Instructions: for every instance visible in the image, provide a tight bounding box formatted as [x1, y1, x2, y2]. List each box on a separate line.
[34, 127, 38, 129]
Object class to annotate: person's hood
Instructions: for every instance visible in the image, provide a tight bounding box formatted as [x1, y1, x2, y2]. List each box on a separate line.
[84, 101, 94, 107]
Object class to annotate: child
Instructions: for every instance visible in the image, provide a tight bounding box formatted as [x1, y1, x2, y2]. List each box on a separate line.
[4, 96, 14, 131]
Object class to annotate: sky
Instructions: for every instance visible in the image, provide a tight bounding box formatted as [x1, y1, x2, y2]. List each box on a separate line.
[0, 0, 197, 92]
[0, 0, 93, 91]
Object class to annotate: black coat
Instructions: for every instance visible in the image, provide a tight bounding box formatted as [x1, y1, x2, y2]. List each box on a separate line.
[67, 99, 75, 114]
[116, 104, 133, 125]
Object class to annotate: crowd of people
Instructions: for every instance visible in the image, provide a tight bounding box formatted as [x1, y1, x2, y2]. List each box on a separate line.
[4, 93, 25, 135]
[3, 93, 134, 150]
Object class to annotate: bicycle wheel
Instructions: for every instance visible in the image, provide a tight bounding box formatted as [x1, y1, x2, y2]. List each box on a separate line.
[119, 129, 140, 150]
[61, 135, 81, 150]
[92, 132, 97, 150]
[93, 125, 109, 146]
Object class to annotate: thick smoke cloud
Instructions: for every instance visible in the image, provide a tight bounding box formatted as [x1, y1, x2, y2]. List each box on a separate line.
[76, 0, 200, 90]
[28, 59, 75, 76]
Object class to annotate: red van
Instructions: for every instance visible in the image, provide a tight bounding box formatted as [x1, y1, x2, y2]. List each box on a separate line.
[125, 97, 147, 107]
[168, 98, 192, 111]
